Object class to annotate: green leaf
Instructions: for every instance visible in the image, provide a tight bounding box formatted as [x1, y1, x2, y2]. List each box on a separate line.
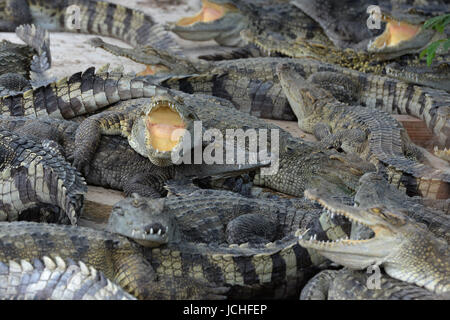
[422, 13, 450, 33]
[420, 40, 445, 66]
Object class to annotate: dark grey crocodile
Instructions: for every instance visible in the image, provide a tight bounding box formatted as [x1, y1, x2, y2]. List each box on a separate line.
[298, 187, 450, 295]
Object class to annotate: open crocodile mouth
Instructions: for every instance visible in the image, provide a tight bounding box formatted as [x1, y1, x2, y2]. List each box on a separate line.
[146, 100, 186, 153]
[175, 0, 238, 26]
[298, 189, 376, 248]
[369, 14, 421, 50]
[132, 223, 169, 247]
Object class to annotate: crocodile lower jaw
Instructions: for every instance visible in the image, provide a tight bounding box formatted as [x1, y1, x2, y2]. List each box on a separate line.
[175, 0, 238, 26]
[146, 102, 186, 153]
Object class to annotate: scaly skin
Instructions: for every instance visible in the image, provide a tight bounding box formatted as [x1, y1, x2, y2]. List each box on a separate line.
[106, 192, 331, 299]
[300, 269, 449, 300]
[2, 59, 448, 146]
[0, 129, 86, 225]
[242, 0, 447, 73]
[151, 57, 450, 146]
[0, 221, 230, 300]
[0, 256, 136, 300]
[107, 188, 326, 246]
[290, 0, 448, 52]
[277, 63, 450, 199]
[0, 0, 180, 53]
[166, 0, 446, 72]
[385, 60, 450, 92]
[298, 188, 450, 295]
[165, 0, 250, 47]
[354, 173, 450, 239]
[94, 96, 376, 198]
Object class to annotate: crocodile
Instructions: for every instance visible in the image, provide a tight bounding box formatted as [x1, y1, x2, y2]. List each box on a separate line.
[277, 63, 450, 199]
[0, 221, 230, 300]
[290, 0, 449, 52]
[165, 0, 331, 49]
[300, 268, 449, 300]
[434, 147, 450, 163]
[0, 115, 266, 198]
[297, 187, 450, 295]
[104, 191, 336, 299]
[0, 256, 136, 300]
[0, 128, 86, 225]
[1, 65, 408, 198]
[385, 60, 450, 92]
[0, 0, 183, 67]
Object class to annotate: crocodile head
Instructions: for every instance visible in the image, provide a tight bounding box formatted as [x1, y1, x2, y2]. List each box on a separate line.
[277, 63, 337, 129]
[107, 194, 179, 247]
[367, 11, 438, 59]
[129, 93, 199, 166]
[298, 188, 450, 294]
[166, 0, 247, 46]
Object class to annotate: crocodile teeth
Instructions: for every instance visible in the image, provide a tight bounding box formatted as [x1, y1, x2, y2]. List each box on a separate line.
[157, 229, 162, 236]
[150, 228, 154, 234]
[166, 226, 168, 233]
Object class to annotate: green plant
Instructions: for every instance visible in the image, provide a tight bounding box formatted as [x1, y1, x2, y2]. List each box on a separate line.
[419, 13, 450, 66]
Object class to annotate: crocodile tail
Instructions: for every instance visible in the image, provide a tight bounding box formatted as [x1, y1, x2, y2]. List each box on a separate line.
[29, 0, 181, 53]
[0, 257, 136, 300]
[15, 24, 51, 67]
[0, 67, 166, 119]
[0, 130, 87, 224]
[162, 235, 318, 298]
